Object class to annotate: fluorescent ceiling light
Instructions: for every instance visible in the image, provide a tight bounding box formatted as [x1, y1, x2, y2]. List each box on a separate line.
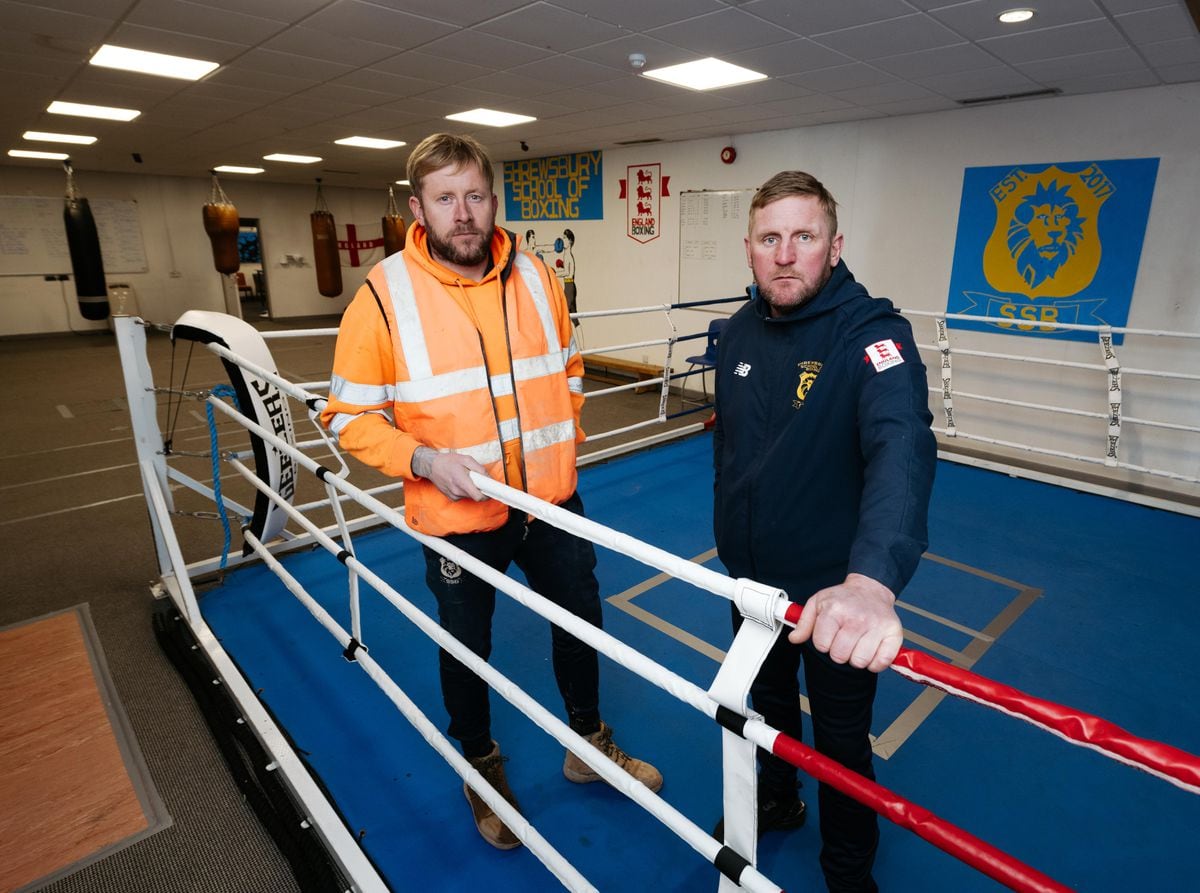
[48, 101, 141, 122]
[335, 136, 406, 149]
[395, 179, 410, 186]
[263, 153, 322, 164]
[445, 108, 536, 127]
[8, 149, 70, 160]
[23, 131, 97, 145]
[998, 8, 1035, 24]
[90, 44, 219, 81]
[641, 57, 767, 91]
[213, 165, 264, 174]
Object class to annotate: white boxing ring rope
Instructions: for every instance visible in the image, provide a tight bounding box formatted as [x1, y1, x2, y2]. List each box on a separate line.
[206, 376, 1075, 893]
[902, 309, 1200, 489]
[199, 330, 1198, 891]
[123, 311, 1200, 892]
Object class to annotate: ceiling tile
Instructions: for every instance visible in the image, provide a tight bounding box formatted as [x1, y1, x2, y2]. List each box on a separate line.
[914, 66, 1043, 100]
[647, 7, 798, 55]
[371, 51, 495, 84]
[1116, 5, 1199, 43]
[568, 34, 697, 72]
[873, 43, 997, 79]
[980, 19, 1128, 64]
[551, 0, 723, 31]
[724, 37, 854, 77]
[926, 0, 1109, 42]
[813, 14, 963, 60]
[510, 55, 626, 88]
[419, 29, 554, 68]
[741, 0, 915, 36]
[1054, 68, 1163, 94]
[236, 47, 354, 80]
[261, 25, 400, 66]
[107, 22, 253, 60]
[831, 80, 939, 106]
[298, 0, 458, 50]
[780, 63, 900, 94]
[126, 0, 291, 45]
[1016, 47, 1151, 81]
[1139, 35, 1200, 65]
[476, 3, 630, 53]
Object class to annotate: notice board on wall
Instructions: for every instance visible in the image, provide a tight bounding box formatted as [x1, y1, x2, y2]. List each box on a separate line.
[0, 195, 148, 276]
[677, 188, 756, 303]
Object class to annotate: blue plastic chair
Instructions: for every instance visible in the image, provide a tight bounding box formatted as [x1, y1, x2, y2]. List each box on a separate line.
[679, 318, 726, 408]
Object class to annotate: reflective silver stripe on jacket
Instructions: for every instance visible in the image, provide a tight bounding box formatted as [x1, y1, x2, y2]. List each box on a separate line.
[328, 373, 394, 407]
[381, 252, 491, 404]
[523, 420, 575, 454]
[447, 440, 504, 466]
[514, 253, 564, 359]
[328, 408, 393, 437]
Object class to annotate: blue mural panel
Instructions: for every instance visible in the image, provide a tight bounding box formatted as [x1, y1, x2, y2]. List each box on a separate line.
[945, 158, 1159, 344]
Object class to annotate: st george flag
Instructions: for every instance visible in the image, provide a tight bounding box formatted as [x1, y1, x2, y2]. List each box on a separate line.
[338, 222, 384, 268]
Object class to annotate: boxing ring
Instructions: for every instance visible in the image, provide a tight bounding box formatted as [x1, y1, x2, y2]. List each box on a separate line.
[113, 305, 1200, 892]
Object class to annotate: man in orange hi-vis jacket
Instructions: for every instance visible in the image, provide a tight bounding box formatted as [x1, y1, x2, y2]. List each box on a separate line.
[321, 133, 661, 850]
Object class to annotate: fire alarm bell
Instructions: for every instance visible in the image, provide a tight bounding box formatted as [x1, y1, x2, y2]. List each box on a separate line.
[720, 146, 737, 164]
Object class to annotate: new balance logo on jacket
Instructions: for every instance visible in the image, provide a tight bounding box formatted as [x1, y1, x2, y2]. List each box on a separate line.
[734, 361, 752, 377]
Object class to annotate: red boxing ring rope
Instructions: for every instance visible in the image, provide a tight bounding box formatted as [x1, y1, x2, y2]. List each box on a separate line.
[763, 731, 1070, 893]
[780, 603, 1200, 795]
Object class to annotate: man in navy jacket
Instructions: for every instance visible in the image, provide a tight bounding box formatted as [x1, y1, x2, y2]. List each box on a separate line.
[713, 171, 936, 892]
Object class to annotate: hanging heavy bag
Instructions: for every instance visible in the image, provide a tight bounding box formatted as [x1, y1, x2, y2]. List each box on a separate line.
[311, 179, 342, 297]
[62, 161, 109, 320]
[202, 173, 240, 274]
[382, 185, 406, 257]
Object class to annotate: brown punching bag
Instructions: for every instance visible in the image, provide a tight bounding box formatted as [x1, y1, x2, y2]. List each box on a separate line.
[311, 179, 342, 297]
[202, 172, 240, 275]
[62, 161, 109, 320]
[382, 185, 406, 257]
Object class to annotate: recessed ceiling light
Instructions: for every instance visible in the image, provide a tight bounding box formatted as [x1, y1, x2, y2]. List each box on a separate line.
[48, 101, 141, 122]
[445, 108, 537, 127]
[263, 153, 322, 164]
[8, 149, 70, 160]
[641, 57, 767, 91]
[23, 131, 97, 145]
[90, 44, 219, 81]
[998, 8, 1035, 24]
[213, 165, 264, 174]
[335, 136, 406, 149]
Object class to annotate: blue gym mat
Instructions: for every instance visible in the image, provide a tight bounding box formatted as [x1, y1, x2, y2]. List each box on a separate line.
[201, 433, 1200, 891]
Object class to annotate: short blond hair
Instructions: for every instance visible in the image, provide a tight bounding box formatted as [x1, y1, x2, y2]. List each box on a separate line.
[406, 133, 494, 199]
[750, 171, 838, 236]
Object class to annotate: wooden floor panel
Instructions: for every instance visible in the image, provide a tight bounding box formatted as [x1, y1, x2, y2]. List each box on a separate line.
[0, 609, 149, 892]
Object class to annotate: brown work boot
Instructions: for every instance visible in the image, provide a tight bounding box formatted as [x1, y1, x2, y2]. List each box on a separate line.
[563, 722, 663, 792]
[464, 742, 522, 850]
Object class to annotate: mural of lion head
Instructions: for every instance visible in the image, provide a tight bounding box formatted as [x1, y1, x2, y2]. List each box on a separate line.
[1005, 180, 1087, 289]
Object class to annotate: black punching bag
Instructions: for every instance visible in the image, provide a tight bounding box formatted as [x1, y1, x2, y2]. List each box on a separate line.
[63, 161, 109, 320]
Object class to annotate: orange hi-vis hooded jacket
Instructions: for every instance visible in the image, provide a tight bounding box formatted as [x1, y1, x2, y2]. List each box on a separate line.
[321, 222, 585, 536]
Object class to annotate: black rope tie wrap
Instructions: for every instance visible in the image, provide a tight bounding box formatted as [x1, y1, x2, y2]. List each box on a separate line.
[342, 638, 365, 663]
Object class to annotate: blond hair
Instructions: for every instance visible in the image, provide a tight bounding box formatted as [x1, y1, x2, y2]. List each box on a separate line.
[750, 171, 838, 235]
[406, 133, 494, 198]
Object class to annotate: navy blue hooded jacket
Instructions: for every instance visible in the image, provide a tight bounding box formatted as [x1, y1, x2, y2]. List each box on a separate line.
[713, 259, 936, 603]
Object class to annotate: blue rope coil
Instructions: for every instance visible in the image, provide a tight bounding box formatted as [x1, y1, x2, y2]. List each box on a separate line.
[207, 384, 241, 570]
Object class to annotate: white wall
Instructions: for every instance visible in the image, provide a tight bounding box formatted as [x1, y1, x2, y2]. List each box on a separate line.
[0, 166, 390, 334]
[495, 82, 1200, 495]
[2, 82, 1196, 495]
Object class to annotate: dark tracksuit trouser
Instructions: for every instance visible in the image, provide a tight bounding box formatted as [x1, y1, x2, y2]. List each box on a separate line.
[732, 608, 881, 893]
[422, 492, 602, 758]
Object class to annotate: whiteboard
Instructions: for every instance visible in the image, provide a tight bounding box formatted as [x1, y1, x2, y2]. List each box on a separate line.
[678, 188, 756, 303]
[0, 195, 148, 276]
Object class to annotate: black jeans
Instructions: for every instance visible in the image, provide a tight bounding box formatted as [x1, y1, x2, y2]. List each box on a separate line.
[732, 608, 881, 893]
[423, 492, 603, 756]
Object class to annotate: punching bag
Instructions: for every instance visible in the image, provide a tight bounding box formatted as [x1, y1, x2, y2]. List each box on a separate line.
[62, 161, 109, 320]
[202, 172, 240, 275]
[382, 185, 406, 257]
[311, 179, 342, 297]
